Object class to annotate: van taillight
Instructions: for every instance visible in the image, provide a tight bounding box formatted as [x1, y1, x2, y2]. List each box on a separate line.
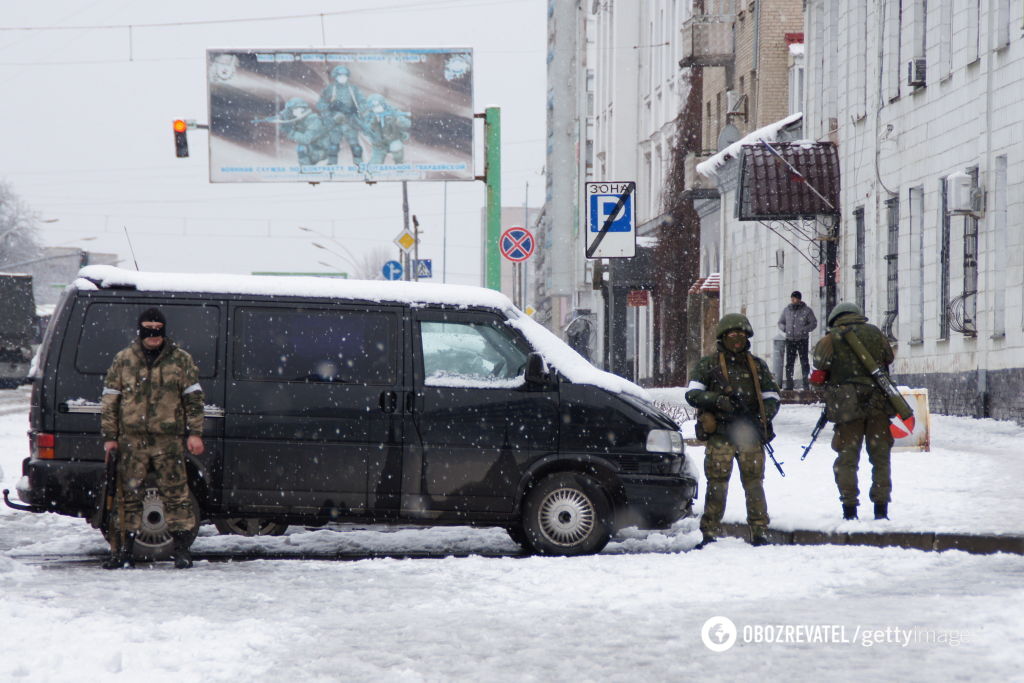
[35, 433, 55, 459]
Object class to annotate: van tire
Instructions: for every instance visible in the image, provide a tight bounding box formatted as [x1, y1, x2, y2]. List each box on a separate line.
[214, 518, 289, 537]
[522, 473, 612, 556]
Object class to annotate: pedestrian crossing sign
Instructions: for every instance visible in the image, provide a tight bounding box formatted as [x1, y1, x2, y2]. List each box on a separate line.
[414, 259, 432, 278]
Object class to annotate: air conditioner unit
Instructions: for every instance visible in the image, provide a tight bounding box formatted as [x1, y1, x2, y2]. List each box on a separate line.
[947, 171, 985, 216]
[907, 58, 926, 87]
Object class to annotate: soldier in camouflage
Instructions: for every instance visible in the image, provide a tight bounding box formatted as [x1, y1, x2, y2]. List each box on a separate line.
[686, 313, 781, 549]
[811, 302, 896, 521]
[100, 308, 205, 569]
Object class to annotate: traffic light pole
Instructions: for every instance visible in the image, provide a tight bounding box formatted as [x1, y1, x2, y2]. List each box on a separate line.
[476, 107, 501, 291]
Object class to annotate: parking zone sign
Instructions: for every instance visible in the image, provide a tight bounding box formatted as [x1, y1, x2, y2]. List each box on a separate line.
[585, 181, 636, 258]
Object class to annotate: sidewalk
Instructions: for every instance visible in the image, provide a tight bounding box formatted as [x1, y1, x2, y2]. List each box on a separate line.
[649, 391, 1024, 555]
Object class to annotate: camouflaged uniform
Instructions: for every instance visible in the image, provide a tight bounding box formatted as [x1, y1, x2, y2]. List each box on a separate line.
[101, 339, 204, 533]
[813, 306, 896, 509]
[686, 325, 781, 539]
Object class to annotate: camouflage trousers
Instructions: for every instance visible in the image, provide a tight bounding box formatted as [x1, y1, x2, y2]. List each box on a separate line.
[831, 413, 894, 506]
[117, 435, 195, 533]
[699, 435, 769, 537]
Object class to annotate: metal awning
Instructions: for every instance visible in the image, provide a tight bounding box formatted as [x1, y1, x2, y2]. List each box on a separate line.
[737, 141, 840, 220]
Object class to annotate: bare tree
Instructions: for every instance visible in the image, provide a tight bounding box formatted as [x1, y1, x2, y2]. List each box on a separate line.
[0, 181, 43, 269]
[352, 246, 393, 280]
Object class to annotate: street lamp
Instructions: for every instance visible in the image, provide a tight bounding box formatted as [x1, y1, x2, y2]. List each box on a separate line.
[298, 226, 363, 273]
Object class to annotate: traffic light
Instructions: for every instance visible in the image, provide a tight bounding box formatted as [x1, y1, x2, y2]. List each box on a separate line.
[173, 119, 189, 158]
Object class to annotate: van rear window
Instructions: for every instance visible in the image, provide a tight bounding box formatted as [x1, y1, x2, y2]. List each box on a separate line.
[76, 302, 220, 377]
[234, 308, 395, 385]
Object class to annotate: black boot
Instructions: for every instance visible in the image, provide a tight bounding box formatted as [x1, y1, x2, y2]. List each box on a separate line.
[784, 379, 794, 391]
[694, 533, 717, 550]
[842, 504, 858, 520]
[874, 503, 889, 520]
[102, 532, 136, 569]
[751, 530, 770, 547]
[170, 531, 193, 569]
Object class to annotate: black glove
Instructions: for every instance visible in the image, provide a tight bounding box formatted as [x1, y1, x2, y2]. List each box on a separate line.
[715, 394, 736, 413]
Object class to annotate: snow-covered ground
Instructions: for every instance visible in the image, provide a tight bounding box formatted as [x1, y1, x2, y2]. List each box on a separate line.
[2, 388, 1023, 680]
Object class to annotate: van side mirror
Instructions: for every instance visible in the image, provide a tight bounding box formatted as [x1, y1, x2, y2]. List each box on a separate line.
[523, 352, 552, 386]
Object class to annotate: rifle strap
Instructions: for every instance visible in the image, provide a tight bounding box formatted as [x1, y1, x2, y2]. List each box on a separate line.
[717, 353, 733, 393]
[745, 352, 770, 441]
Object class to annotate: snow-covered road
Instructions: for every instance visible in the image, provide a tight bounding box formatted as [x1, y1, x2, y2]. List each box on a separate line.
[2, 390, 1023, 680]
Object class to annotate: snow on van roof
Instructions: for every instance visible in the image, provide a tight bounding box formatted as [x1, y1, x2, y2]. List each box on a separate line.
[75, 266, 650, 401]
[76, 265, 513, 309]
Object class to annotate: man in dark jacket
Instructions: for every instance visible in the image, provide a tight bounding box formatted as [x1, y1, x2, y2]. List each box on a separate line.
[777, 291, 817, 390]
[686, 313, 781, 548]
[100, 308, 205, 569]
[811, 303, 895, 521]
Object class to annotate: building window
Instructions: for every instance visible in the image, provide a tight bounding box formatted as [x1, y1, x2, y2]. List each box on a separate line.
[788, 57, 804, 116]
[956, 168, 980, 337]
[882, 196, 900, 340]
[938, 178, 951, 339]
[853, 207, 866, 313]
[908, 186, 925, 343]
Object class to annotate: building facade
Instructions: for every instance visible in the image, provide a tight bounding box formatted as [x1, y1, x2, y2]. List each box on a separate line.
[803, 0, 1024, 421]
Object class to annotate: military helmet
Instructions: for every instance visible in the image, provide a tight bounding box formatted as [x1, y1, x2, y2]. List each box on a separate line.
[716, 313, 754, 339]
[365, 93, 387, 107]
[331, 65, 351, 78]
[827, 302, 863, 326]
[285, 97, 310, 111]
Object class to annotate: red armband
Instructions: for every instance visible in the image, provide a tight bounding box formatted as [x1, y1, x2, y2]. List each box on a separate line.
[809, 369, 829, 385]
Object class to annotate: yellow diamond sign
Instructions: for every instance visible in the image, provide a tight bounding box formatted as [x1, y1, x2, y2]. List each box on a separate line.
[394, 229, 416, 253]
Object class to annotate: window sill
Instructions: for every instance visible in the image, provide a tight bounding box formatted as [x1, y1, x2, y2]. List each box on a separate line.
[908, 338, 924, 346]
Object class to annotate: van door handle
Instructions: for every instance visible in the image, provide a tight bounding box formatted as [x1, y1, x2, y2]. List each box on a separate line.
[379, 390, 398, 413]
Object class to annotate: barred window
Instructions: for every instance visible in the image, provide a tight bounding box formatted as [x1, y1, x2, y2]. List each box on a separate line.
[882, 196, 900, 341]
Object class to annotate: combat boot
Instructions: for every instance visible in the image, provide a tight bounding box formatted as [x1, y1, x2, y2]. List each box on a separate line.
[842, 504, 858, 520]
[874, 503, 889, 520]
[170, 531, 194, 569]
[751, 530, 770, 547]
[102, 532, 136, 570]
[784, 379, 794, 391]
[694, 533, 717, 550]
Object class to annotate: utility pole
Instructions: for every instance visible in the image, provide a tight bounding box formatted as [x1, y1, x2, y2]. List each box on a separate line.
[476, 107, 502, 291]
[402, 180, 411, 281]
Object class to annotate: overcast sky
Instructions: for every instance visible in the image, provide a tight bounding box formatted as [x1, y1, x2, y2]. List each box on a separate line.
[0, 0, 546, 285]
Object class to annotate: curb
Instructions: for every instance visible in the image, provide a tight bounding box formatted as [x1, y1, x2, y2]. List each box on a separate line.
[719, 523, 1024, 556]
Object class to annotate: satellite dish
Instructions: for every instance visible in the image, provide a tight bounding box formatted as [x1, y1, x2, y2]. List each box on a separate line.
[717, 124, 741, 152]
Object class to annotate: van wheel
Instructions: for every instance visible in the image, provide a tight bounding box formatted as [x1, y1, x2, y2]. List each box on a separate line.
[101, 487, 200, 561]
[522, 473, 612, 556]
[214, 518, 289, 537]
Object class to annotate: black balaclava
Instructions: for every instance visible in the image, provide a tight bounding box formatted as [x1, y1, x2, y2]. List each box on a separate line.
[138, 308, 167, 340]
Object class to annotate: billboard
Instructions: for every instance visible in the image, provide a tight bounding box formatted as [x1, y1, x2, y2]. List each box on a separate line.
[206, 48, 474, 183]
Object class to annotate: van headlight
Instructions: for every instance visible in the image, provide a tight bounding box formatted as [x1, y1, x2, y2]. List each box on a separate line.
[646, 429, 683, 454]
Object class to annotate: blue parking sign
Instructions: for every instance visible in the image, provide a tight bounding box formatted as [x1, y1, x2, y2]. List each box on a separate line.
[589, 193, 632, 232]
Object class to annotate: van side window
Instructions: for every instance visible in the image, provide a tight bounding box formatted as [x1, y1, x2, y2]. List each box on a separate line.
[76, 302, 219, 377]
[235, 308, 395, 384]
[419, 321, 528, 387]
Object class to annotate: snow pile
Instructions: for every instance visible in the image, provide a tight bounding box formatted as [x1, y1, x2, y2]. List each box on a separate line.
[696, 111, 804, 178]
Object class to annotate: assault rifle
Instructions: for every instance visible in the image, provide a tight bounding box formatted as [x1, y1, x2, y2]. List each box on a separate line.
[99, 447, 124, 553]
[801, 408, 829, 460]
[721, 395, 786, 478]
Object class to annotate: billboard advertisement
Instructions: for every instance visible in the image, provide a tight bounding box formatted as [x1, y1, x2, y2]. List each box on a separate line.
[206, 48, 474, 183]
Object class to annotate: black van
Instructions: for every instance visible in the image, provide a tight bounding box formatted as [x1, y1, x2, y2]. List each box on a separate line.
[5, 267, 696, 557]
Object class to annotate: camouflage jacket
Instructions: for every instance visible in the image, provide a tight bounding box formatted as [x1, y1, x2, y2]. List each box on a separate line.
[685, 343, 781, 422]
[812, 313, 894, 387]
[100, 339, 204, 441]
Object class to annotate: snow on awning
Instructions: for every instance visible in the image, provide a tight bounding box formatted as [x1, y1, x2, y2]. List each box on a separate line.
[700, 272, 720, 293]
[696, 112, 803, 178]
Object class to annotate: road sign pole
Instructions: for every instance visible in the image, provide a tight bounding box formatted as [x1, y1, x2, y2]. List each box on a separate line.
[402, 181, 411, 281]
[485, 107, 501, 291]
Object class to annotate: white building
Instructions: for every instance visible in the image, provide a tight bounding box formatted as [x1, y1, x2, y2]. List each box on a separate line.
[800, 0, 1024, 420]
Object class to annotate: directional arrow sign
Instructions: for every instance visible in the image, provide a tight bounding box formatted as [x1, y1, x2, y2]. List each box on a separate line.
[382, 260, 403, 281]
